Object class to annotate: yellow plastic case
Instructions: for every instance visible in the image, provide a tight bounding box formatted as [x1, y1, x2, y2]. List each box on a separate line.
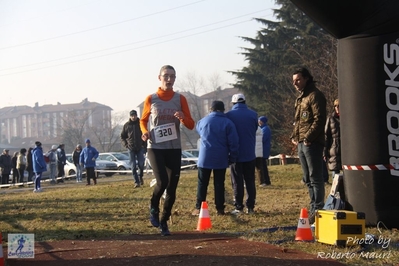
[315, 210, 365, 246]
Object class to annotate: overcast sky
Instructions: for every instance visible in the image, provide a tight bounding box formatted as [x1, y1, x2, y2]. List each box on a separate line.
[0, 0, 276, 116]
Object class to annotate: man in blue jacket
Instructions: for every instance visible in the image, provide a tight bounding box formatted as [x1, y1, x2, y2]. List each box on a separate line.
[80, 139, 99, 185]
[192, 101, 239, 216]
[226, 94, 258, 214]
[32, 141, 47, 192]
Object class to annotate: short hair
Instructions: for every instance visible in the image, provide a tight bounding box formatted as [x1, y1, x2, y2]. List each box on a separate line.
[293, 67, 314, 83]
[159, 65, 175, 75]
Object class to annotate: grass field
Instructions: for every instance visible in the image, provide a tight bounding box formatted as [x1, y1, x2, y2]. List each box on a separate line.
[0, 164, 398, 266]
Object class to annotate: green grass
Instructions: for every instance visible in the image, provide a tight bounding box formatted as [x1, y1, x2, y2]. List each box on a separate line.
[1, 164, 398, 266]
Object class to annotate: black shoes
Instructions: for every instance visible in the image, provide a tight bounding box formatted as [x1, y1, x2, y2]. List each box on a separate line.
[149, 208, 160, 227]
[160, 221, 170, 236]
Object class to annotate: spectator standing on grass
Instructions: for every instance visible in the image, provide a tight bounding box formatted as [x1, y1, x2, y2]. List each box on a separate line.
[11, 151, 19, 184]
[17, 148, 27, 184]
[192, 101, 239, 216]
[140, 65, 194, 236]
[26, 147, 34, 182]
[72, 144, 83, 183]
[226, 93, 258, 215]
[290, 67, 326, 224]
[80, 139, 99, 186]
[0, 149, 12, 184]
[32, 141, 47, 192]
[57, 144, 66, 183]
[121, 109, 146, 188]
[48, 145, 58, 184]
[324, 99, 342, 181]
[255, 116, 271, 187]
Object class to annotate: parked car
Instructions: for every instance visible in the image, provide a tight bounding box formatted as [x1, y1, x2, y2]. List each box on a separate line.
[66, 154, 118, 177]
[10, 157, 77, 182]
[122, 150, 198, 171]
[98, 152, 131, 175]
[183, 149, 199, 157]
[181, 150, 198, 170]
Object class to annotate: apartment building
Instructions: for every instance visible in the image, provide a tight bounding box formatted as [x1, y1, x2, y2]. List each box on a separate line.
[0, 98, 112, 148]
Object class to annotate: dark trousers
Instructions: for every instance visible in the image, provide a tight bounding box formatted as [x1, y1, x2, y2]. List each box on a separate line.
[86, 167, 96, 184]
[57, 164, 65, 177]
[230, 160, 256, 210]
[298, 142, 325, 214]
[147, 148, 181, 223]
[255, 157, 271, 185]
[18, 166, 26, 183]
[27, 170, 34, 182]
[196, 167, 226, 211]
[12, 168, 18, 183]
[1, 172, 9, 184]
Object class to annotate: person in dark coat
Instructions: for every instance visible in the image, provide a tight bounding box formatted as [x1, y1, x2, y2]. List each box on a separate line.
[0, 149, 12, 184]
[57, 144, 66, 183]
[26, 147, 34, 182]
[324, 99, 341, 179]
[120, 110, 146, 188]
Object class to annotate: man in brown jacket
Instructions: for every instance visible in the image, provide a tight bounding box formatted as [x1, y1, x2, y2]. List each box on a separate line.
[290, 67, 327, 224]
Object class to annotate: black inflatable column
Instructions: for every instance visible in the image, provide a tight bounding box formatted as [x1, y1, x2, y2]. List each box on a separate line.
[290, 0, 399, 227]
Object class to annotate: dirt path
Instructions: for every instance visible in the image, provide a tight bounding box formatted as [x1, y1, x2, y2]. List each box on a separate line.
[5, 232, 345, 266]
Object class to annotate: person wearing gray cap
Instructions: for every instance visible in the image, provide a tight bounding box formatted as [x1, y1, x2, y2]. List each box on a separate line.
[0, 149, 12, 184]
[47, 145, 59, 184]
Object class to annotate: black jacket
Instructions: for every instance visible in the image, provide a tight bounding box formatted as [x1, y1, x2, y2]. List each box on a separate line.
[120, 118, 146, 152]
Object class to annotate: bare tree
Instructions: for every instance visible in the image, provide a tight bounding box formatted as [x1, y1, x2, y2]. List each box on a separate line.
[59, 110, 93, 151]
[174, 71, 227, 149]
[90, 111, 126, 152]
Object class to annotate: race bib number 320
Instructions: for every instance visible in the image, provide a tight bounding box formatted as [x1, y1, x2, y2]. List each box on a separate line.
[153, 123, 177, 143]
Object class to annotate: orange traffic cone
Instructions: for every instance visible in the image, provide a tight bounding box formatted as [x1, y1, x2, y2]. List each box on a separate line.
[0, 232, 4, 266]
[295, 208, 313, 241]
[196, 201, 212, 231]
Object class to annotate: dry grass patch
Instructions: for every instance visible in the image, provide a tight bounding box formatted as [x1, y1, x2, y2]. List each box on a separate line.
[0, 164, 398, 265]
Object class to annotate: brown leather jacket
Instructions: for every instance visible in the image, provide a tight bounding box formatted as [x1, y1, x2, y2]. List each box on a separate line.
[290, 82, 326, 145]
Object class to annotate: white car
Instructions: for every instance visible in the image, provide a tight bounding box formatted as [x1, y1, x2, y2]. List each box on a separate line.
[66, 154, 118, 177]
[98, 152, 132, 175]
[181, 150, 198, 170]
[183, 149, 199, 157]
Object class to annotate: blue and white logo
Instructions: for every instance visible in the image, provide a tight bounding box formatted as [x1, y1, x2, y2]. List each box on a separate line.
[8, 234, 34, 259]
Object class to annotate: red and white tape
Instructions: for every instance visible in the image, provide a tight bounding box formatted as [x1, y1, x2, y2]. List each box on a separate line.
[343, 164, 395, 170]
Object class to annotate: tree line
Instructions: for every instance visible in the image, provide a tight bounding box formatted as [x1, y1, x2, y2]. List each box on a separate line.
[231, 0, 338, 155]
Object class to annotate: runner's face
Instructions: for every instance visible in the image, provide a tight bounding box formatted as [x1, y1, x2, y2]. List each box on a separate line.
[159, 69, 176, 91]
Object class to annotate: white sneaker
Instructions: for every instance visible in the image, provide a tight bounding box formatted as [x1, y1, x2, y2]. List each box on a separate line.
[231, 209, 242, 215]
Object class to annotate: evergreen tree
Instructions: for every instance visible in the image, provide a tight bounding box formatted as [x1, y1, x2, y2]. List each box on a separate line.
[231, 0, 338, 155]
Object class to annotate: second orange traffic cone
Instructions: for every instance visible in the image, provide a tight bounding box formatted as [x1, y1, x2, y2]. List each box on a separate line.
[196, 201, 212, 231]
[295, 208, 313, 241]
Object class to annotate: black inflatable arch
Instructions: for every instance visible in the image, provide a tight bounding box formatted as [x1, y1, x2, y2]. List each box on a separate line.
[290, 0, 399, 227]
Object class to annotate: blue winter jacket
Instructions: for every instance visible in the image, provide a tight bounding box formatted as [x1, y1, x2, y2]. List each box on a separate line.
[226, 103, 258, 162]
[80, 145, 99, 168]
[260, 124, 271, 159]
[196, 111, 239, 169]
[32, 146, 47, 173]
